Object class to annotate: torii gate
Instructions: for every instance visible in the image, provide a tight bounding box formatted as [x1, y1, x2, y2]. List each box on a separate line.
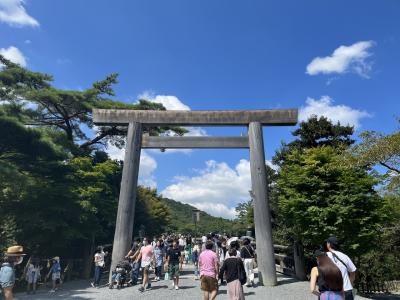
[93, 108, 298, 286]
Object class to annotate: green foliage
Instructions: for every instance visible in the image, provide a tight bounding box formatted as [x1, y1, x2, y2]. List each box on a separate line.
[235, 200, 254, 227]
[134, 187, 171, 236]
[162, 198, 234, 236]
[274, 115, 354, 166]
[345, 126, 400, 191]
[277, 146, 382, 258]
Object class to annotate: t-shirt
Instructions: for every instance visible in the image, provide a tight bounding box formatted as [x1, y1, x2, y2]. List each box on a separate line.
[225, 250, 241, 259]
[219, 257, 244, 283]
[0, 263, 15, 289]
[167, 247, 181, 265]
[327, 250, 356, 291]
[240, 245, 254, 259]
[154, 246, 165, 267]
[140, 245, 154, 265]
[50, 262, 61, 274]
[199, 249, 218, 278]
[94, 252, 105, 267]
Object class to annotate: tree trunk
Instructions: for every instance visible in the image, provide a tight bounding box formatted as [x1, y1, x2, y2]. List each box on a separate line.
[82, 235, 95, 279]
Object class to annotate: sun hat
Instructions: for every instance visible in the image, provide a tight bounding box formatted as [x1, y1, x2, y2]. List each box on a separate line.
[5, 245, 26, 256]
[52, 256, 60, 261]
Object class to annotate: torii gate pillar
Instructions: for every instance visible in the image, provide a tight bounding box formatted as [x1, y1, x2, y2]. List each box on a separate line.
[249, 122, 277, 286]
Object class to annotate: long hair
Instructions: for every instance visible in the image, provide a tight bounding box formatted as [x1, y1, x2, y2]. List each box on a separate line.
[318, 255, 343, 291]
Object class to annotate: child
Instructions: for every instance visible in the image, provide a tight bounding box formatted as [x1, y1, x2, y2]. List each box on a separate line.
[26, 258, 41, 294]
[46, 257, 61, 293]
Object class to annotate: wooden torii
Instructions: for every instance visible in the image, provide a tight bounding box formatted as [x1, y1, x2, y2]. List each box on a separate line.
[93, 108, 298, 286]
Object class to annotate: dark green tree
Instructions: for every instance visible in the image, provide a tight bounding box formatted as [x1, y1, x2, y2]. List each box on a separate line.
[277, 146, 382, 258]
[274, 115, 354, 166]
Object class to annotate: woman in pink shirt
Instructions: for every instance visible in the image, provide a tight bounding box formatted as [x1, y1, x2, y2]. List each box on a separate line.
[199, 241, 219, 300]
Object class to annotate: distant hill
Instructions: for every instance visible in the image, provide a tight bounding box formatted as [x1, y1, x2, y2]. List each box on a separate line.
[161, 198, 235, 235]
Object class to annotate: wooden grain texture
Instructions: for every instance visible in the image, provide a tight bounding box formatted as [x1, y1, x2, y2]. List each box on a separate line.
[141, 136, 249, 148]
[93, 109, 298, 126]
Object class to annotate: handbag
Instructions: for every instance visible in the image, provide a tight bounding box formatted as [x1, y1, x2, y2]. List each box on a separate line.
[237, 258, 247, 285]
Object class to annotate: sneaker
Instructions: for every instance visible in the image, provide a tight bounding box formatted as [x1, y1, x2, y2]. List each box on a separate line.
[90, 282, 95, 288]
[138, 286, 145, 292]
[175, 285, 179, 290]
[49, 289, 56, 293]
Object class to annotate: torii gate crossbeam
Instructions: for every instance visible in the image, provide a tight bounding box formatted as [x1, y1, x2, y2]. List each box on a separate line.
[93, 108, 298, 287]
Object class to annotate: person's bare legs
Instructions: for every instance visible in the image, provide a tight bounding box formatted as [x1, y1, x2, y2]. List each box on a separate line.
[142, 269, 148, 289]
[210, 289, 217, 300]
[203, 291, 210, 300]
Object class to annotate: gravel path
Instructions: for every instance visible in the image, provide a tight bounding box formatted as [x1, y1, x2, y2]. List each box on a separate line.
[14, 265, 390, 300]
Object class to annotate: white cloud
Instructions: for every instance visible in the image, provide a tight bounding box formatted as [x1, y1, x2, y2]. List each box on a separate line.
[138, 91, 190, 111]
[0, 0, 39, 27]
[306, 41, 375, 78]
[161, 159, 253, 219]
[138, 91, 207, 154]
[0, 46, 27, 67]
[299, 96, 371, 129]
[106, 143, 157, 188]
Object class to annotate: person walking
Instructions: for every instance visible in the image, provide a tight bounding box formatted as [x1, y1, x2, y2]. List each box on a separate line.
[166, 240, 183, 290]
[91, 246, 106, 288]
[219, 248, 246, 300]
[240, 239, 255, 287]
[153, 240, 165, 281]
[125, 238, 142, 285]
[199, 241, 219, 300]
[26, 257, 41, 294]
[310, 250, 344, 300]
[192, 242, 201, 280]
[136, 237, 154, 292]
[325, 236, 357, 300]
[46, 256, 62, 293]
[0, 245, 26, 300]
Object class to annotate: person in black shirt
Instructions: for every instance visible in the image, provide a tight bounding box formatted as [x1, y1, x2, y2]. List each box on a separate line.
[219, 248, 246, 300]
[240, 239, 255, 287]
[165, 240, 183, 290]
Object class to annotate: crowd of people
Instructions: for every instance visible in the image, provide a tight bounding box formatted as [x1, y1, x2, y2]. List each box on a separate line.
[0, 234, 358, 300]
[92, 233, 256, 300]
[0, 246, 65, 299]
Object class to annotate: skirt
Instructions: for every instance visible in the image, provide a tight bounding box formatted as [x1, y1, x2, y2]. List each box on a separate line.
[320, 291, 344, 300]
[227, 279, 245, 300]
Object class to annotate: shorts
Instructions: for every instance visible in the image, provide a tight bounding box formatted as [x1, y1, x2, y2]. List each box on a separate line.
[168, 264, 180, 278]
[27, 272, 39, 284]
[52, 272, 61, 281]
[200, 275, 218, 292]
[141, 260, 151, 271]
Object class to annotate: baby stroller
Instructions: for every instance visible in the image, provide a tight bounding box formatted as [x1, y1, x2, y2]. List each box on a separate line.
[109, 260, 132, 289]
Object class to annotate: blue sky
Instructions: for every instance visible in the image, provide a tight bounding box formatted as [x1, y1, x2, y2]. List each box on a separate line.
[1, 0, 399, 218]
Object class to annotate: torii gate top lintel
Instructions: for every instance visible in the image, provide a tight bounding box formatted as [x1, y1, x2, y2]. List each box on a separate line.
[92, 108, 298, 126]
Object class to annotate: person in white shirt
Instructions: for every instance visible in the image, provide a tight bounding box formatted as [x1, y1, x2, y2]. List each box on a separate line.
[325, 236, 357, 300]
[91, 247, 106, 288]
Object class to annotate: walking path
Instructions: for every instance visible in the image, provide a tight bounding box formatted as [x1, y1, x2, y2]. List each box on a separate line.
[15, 264, 393, 300]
